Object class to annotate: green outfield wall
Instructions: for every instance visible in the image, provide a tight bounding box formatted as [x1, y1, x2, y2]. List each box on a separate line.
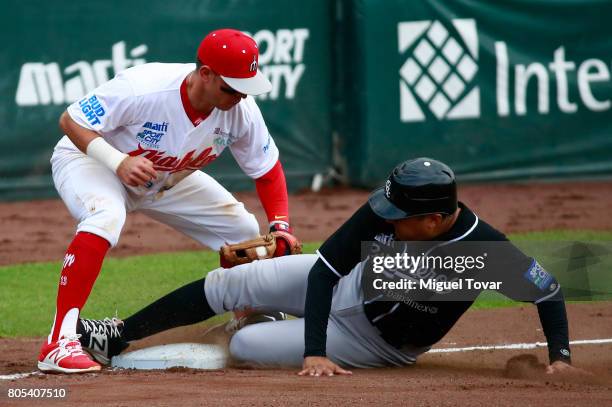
[0, 0, 333, 199]
[1, 0, 611, 200]
[338, 0, 612, 186]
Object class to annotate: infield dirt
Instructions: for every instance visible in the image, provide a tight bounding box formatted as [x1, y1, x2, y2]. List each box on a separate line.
[1, 182, 611, 406]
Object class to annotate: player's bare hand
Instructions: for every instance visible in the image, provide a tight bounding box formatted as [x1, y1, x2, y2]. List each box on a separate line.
[117, 156, 157, 187]
[298, 356, 352, 377]
[545, 361, 592, 375]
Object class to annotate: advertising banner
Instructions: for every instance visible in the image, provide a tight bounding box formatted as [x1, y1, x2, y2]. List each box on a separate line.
[339, 0, 612, 186]
[0, 0, 333, 199]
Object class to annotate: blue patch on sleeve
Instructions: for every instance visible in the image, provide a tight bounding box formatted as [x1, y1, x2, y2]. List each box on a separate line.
[523, 260, 555, 291]
[523, 260, 557, 291]
[78, 95, 105, 126]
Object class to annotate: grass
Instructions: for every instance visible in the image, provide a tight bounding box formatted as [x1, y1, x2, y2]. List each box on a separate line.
[0, 243, 318, 337]
[1, 233, 610, 337]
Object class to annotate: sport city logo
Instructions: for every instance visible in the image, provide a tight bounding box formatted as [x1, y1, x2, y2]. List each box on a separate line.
[398, 19, 479, 122]
[136, 121, 169, 148]
[245, 28, 309, 101]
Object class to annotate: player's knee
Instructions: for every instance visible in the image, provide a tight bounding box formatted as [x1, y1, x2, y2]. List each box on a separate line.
[229, 326, 262, 363]
[77, 201, 126, 247]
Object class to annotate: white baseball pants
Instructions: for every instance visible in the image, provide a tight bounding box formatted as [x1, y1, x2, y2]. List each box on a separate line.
[51, 150, 259, 249]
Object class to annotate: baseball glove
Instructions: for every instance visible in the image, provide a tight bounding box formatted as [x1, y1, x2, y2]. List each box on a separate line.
[219, 231, 302, 267]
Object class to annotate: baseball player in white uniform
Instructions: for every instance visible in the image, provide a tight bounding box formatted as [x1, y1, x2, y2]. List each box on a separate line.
[38, 29, 294, 373]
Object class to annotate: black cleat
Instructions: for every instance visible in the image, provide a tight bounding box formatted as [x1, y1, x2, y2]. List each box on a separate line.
[225, 311, 288, 334]
[77, 317, 130, 365]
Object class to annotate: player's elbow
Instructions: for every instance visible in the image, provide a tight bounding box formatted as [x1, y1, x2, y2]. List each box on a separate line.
[308, 259, 340, 285]
[58, 111, 71, 134]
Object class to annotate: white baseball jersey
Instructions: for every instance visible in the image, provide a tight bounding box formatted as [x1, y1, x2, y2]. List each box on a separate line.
[53, 63, 279, 198]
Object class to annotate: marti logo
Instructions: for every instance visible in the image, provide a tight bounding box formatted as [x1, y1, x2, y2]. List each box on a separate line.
[398, 19, 611, 121]
[15, 41, 147, 106]
[136, 121, 168, 148]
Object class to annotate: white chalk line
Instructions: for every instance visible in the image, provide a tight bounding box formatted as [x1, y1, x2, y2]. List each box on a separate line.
[430, 338, 612, 353]
[0, 371, 43, 381]
[1, 338, 611, 381]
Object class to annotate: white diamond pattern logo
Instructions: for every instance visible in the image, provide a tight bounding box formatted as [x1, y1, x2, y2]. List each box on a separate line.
[430, 93, 451, 118]
[429, 57, 450, 83]
[442, 38, 462, 64]
[443, 73, 464, 100]
[415, 75, 436, 102]
[398, 19, 480, 121]
[456, 55, 477, 81]
[400, 58, 422, 85]
[427, 21, 448, 47]
[414, 40, 435, 66]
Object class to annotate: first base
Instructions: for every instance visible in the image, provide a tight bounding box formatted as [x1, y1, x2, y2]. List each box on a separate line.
[111, 343, 228, 370]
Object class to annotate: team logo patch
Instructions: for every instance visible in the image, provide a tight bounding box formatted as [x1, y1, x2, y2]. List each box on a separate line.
[374, 232, 395, 246]
[262, 134, 271, 153]
[136, 121, 168, 148]
[398, 19, 480, 121]
[63, 253, 75, 269]
[213, 127, 236, 147]
[524, 260, 555, 291]
[79, 95, 105, 126]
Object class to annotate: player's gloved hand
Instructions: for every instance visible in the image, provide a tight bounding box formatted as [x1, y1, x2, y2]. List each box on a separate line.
[269, 221, 299, 257]
[219, 232, 301, 267]
[545, 361, 592, 375]
[117, 156, 158, 187]
[298, 356, 352, 377]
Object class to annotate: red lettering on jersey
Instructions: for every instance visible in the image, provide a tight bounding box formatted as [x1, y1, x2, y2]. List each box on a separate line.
[127, 144, 218, 173]
[156, 156, 179, 168]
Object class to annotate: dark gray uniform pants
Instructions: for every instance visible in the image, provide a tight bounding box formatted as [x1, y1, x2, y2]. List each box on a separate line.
[204, 254, 428, 368]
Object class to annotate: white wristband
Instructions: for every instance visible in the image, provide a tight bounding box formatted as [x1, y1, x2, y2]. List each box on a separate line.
[86, 137, 128, 173]
[269, 220, 290, 231]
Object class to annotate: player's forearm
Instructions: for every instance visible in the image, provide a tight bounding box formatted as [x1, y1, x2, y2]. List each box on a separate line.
[303, 259, 340, 357]
[536, 290, 571, 364]
[60, 111, 129, 173]
[254, 160, 290, 231]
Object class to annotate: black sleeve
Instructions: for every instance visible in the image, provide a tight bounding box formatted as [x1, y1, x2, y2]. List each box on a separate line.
[303, 259, 340, 357]
[318, 203, 392, 277]
[303, 202, 390, 357]
[536, 289, 572, 364]
[483, 240, 570, 364]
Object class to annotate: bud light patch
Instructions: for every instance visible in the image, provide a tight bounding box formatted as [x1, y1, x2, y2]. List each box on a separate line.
[524, 260, 554, 291]
[79, 95, 105, 126]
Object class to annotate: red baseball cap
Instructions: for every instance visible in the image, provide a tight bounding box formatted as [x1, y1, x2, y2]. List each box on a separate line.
[197, 29, 272, 96]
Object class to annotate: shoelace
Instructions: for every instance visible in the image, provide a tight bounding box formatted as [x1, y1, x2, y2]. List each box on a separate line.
[58, 334, 87, 356]
[81, 318, 122, 338]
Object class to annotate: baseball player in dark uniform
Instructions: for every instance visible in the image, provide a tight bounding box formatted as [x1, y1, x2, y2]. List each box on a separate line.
[76, 158, 575, 376]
